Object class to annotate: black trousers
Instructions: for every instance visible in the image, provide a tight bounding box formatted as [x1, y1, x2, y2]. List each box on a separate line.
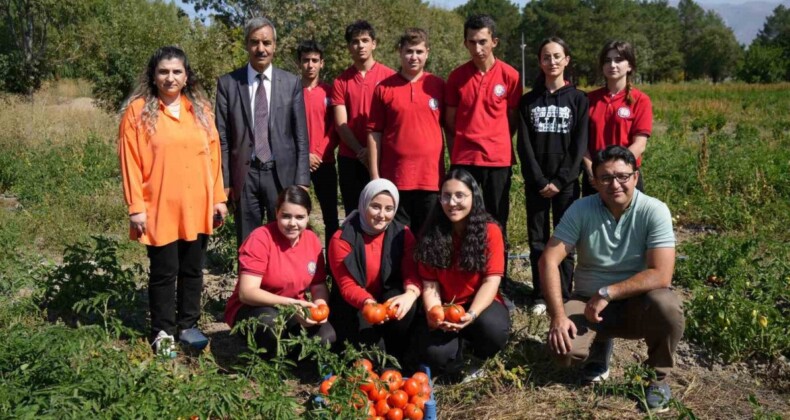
[311, 162, 340, 250]
[582, 170, 645, 197]
[328, 287, 419, 367]
[234, 305, 336, 359]
[146, 235, 208, 340]
[236, 159, 282, 246]
[395, 190, 438, 237]
[415, 300, 510, 375]
[337, 156, 370, 217]
[526, 181, 578, 300]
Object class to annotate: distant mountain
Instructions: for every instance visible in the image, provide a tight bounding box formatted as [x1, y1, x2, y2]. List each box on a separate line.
[701, 1, 790, 45]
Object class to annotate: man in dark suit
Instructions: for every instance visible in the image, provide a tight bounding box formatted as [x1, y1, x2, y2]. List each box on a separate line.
[216, 17, 309, 246]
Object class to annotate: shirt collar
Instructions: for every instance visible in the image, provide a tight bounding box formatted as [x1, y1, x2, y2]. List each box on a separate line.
[247, 63, 273, 84]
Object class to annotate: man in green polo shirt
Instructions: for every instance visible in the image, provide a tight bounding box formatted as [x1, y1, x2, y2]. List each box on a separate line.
[540, 145, 684, 413]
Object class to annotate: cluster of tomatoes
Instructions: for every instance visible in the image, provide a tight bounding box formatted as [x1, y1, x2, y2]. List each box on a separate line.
[361, 301, 401, 324]
[319, 359, 432, 420]
[427, 303, 465, 324]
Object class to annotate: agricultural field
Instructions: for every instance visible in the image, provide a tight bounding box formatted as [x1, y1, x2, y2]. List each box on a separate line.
[0, 80, 788, 418]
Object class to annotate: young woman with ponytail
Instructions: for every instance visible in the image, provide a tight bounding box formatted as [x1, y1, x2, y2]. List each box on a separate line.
[583, 40, 652, 196]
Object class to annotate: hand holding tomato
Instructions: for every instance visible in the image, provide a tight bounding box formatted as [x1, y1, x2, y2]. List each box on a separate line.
[384, 289, 418, 321]
[309, 303, 330, 323]
[362, 302, 388, 325]
[426, 305, 444, 329]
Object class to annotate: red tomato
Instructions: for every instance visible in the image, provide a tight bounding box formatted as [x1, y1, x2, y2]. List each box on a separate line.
[366, 403, 377, 419]
[444, 304, 465, 323]
[363, 303, 388, 324]
[385, 301, 399, 320]
[386, 407, 404, 420]
[319, 375, 337, 396]
[368, 382, 389, 402]
[387, 389, 409, 409]
[427, 305, 445, 325]
[410, 372, 429, 385]
[375, 399, 391, 416]
[309, 303, 330, 322]
[403, 403, 424, 420]
[401, 378, 420, 397]
[380, 369, 403, 391]
[354, 358, 375, 372]
[416, 382, 431, 399]
[359, 371, 380, 394]
[410, 395, 427, 411]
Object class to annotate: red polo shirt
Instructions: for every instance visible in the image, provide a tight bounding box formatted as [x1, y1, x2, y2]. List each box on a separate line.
[304, 82, 338, 163]
[332, 62, 396, 158]
[445, 59, 520, 167]
[367, 72, 445, 191]
[418, 223, 505, 305]
[224, 223, 326, 326]
[328, 226, 420, 309]
[587, 86, 653, 167]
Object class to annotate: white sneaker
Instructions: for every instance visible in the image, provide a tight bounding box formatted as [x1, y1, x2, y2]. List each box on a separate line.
[530, 300, 547, 315]
[152, 330, 177, 358]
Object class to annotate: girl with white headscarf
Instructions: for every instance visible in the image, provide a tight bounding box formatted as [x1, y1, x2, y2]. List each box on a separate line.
[327, 179, 422, 367]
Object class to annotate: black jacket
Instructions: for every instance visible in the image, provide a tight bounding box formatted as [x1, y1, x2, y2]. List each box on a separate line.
[516, 83, 589, 190]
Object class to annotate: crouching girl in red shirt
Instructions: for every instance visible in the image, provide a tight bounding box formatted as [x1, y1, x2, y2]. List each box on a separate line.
[414, 169, 510, 378]
[327, 178, 422, 366]
[224, 186, 335, 358]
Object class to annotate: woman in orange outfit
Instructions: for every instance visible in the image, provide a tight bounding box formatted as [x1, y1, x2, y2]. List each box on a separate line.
[118, 46, 227, 357]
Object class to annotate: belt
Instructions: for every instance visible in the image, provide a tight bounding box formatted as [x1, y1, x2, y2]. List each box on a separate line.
[251, 158, 275, 170]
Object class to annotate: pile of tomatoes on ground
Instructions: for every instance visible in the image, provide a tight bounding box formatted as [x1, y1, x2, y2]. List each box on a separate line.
[319, 359, 432, 420]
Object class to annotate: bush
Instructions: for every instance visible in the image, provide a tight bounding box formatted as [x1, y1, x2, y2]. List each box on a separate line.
[737, 45, 788, 83]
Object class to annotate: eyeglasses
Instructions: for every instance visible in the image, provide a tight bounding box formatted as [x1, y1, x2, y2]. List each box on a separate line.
[596, 172, 636, 185]
[603, 56, 627, 65]
[439, 191, 471, 204]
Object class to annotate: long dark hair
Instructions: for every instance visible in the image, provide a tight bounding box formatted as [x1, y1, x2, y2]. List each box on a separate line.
[532, 36, 572, 90]
[120, 46, 210, 135]
[276, 185, 313, 214]
[599, 40, 636, 105]
[415, 169, 494, 272]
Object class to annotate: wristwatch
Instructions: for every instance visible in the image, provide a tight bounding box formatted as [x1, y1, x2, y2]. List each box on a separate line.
[597, 286, 611, 301]
[467, 310, 478, 321]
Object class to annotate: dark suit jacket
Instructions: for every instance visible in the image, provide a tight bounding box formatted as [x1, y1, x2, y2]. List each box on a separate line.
[215, 65, 309, 200]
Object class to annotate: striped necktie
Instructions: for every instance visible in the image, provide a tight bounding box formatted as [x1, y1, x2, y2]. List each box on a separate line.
[254, 73, 271, 163]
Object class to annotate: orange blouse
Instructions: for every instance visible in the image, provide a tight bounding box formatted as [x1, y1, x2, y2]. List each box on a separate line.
[118, 95, 226, 246]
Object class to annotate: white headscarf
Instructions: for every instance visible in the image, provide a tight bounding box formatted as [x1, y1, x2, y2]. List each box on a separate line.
[342, 178, 400, 235]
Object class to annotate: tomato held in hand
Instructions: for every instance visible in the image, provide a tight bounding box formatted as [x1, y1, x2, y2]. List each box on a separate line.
[380, 369, 403, 392]
[385, 301, 399, 320]
[309, 303, 330, 322]
[363, 303, 388, 324]
[444, 304, 465, 323]
[427, 305, 444, 324]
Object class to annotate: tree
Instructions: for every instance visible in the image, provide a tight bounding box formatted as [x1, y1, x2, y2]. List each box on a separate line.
[678, 0, 742, 82]
[636, 0, 683, 83]
[0, 0, 83, 94]
[737, 44, 787, 83]
[753, 5, 790, 80]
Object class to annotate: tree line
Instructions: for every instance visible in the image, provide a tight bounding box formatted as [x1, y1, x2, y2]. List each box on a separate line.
[2, 0, 789, 109]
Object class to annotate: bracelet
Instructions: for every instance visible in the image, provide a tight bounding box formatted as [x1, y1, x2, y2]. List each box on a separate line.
[468, 310, 478, 321]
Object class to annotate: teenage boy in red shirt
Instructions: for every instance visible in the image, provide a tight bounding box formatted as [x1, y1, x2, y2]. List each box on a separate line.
[298, 40, 339, 249]
[332, 20, 396, 216]
[367, 28, 445, 235]
[445, 14, 520, 239]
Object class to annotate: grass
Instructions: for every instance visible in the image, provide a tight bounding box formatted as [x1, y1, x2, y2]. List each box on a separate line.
[0, 80, 789, 417]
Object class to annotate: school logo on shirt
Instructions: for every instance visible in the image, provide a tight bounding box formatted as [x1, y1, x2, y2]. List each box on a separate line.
[428, 98, 439, 110]
[307, 261, 317, 275]
[617, 106, 632, 118]
[493, 84, 506, 97]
